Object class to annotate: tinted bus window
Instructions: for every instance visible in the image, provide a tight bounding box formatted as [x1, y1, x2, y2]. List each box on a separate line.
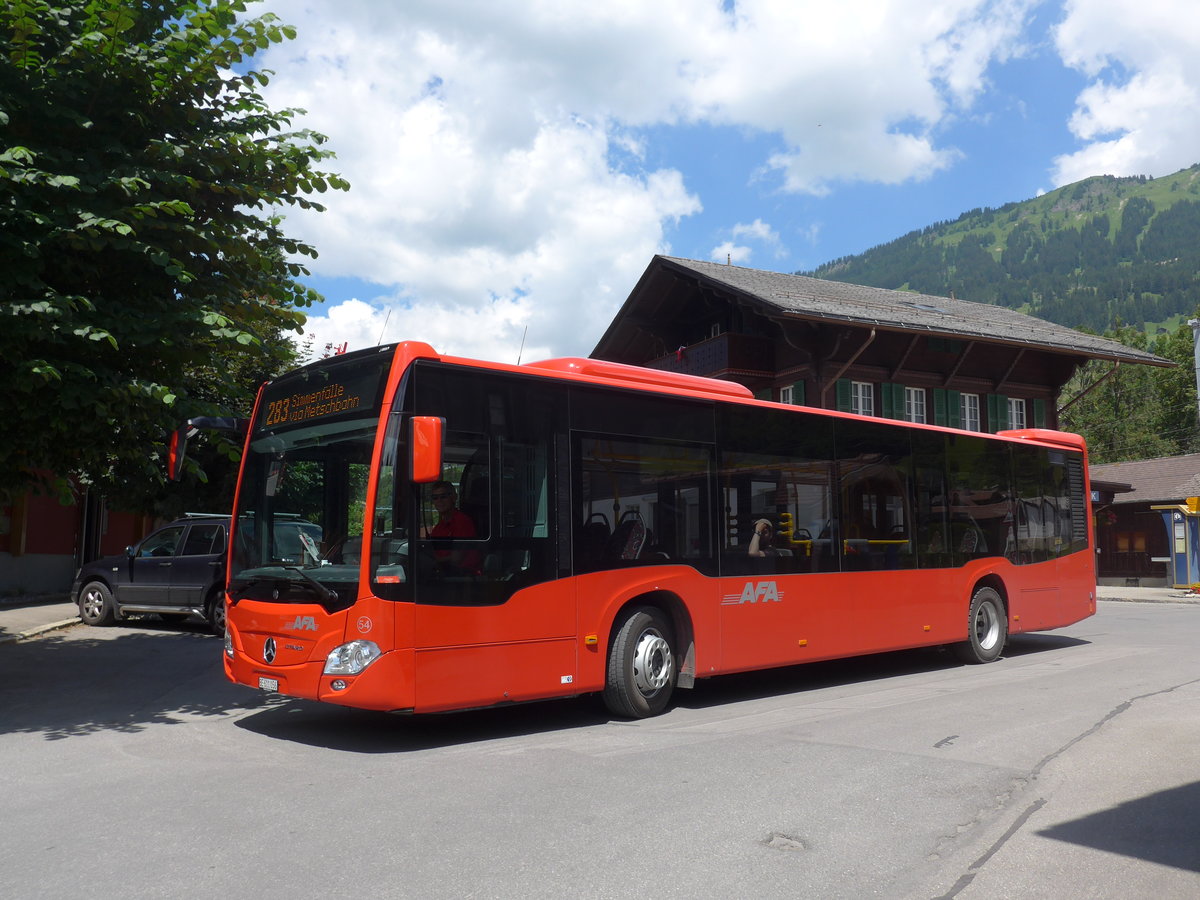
[407, 365, 566, 605]
[944, 434, 1014, 565]
[575, 435, 714, 574]
[836, 420, 917, 571]
[717, 405, 835, 575]
[911, 431, 951, 568]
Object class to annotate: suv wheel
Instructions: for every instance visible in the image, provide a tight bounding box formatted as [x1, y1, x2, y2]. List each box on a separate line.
[79, 581, 116, 626]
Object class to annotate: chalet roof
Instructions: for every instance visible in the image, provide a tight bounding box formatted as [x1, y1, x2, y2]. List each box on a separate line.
[594, 256, 1170, 367]
[1089, 453, 1200, 505]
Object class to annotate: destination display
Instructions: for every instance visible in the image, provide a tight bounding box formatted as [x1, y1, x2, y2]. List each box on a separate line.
[257, 359, 387, 432]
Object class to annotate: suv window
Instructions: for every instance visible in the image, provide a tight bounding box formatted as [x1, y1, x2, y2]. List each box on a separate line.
[139, 526, 184, 558]
[182, 523, 225, 556]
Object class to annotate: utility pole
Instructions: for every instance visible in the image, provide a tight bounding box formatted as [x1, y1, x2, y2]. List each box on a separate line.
[1189, 318, 1200, 425]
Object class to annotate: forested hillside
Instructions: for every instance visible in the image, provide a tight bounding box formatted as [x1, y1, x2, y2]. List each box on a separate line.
[809, 164, 1200, 334]
[807, 165, 1200, 463]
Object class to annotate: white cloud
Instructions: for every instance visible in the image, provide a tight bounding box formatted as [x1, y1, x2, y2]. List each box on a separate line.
[710, 241, 752, 265]
[1052, 0, 1200, 185]
[256, 1, 1043, 357]
[710, 218, 783, 264]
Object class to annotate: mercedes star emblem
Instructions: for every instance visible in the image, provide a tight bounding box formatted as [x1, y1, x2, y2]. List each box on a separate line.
[264, 636, 277, 664]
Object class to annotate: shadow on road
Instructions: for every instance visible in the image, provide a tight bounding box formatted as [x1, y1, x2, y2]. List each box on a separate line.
[0, 624, 274, 741]
[1039, 780, 1200, 872]
[2, 622, 1090, 749]
[233, 631, 1089, 752]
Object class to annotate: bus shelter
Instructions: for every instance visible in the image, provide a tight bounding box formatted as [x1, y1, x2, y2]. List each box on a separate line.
[1151, 499, 1200, 589]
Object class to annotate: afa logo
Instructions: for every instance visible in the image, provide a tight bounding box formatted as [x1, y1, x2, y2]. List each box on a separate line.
[285, 615, 318, 631]
[721, 580, 784, 605]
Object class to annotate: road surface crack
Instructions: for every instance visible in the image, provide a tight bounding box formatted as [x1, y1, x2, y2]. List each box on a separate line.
[931, 676, 1200, 899]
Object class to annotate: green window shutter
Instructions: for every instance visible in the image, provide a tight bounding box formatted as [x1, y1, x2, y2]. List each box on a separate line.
[836, 378, 852, 413]
[987, 394, 1010, 432]
[947, 390, 961, 428]
[1033, 398, 1047, 427]
[754, 387, 772, 401]
[792, 381, 805, 406]
[933, 388, 947, 426]
[883, 383, 906, 419]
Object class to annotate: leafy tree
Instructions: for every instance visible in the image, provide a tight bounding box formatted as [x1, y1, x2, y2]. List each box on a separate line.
[1059, 320, 1200, 463]
[0, 0, 347, 509]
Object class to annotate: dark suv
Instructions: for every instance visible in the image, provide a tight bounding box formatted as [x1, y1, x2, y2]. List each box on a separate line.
[72, 514, 230, 633]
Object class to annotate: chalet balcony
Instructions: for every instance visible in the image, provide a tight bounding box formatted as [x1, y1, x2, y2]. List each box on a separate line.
[646, 332, 775, 379]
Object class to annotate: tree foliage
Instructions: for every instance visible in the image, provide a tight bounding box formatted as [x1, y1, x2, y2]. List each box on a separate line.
[0, 0, 347, 509]
[1060, 319, 1200, 464]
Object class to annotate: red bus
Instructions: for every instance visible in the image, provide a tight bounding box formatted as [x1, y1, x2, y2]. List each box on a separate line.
[186, 341, 1095, 718]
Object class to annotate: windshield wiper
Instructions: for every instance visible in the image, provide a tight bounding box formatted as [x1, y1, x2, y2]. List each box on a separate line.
[281, 566, 339, 603]
[230, 567, 339, 604]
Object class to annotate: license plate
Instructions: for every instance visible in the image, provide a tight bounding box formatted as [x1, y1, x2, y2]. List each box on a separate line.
[258, 676, 279, 692]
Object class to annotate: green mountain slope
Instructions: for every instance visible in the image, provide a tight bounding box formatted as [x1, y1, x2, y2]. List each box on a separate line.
[808, 164, 1200, 334]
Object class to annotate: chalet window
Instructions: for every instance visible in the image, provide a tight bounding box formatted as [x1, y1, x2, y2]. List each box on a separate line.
[960, 393, 981, 431]
[904, 387, 926, 424]
[779, 385, 793, 405]
[1008, 398, 1027, 429]
[851, 381, 874, 417]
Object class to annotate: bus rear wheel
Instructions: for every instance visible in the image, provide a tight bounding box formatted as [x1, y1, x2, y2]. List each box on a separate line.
[603, 607, 676, 718]
[953, 586, 1007, 664]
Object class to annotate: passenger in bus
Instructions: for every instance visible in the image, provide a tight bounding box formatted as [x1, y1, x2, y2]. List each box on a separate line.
[748, 518, 776, 559]
[425, 481, 481, 575]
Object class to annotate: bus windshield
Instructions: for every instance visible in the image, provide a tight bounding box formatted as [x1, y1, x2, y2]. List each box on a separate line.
[229, 349, 393, 606]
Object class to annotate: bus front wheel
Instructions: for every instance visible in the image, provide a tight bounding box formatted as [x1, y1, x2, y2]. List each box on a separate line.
[603, 606, 676, 718]
[953, 586, 1007, 664]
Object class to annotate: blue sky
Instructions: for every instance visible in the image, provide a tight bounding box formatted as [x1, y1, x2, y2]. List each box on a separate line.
[254, 0, 1200, 362]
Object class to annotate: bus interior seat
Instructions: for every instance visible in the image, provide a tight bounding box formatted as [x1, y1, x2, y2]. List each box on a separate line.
[577, 513, 610, 567]
[607, 511, 646, 561]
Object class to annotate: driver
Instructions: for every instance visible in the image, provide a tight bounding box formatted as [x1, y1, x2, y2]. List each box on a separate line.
[425, 481, 481, 575]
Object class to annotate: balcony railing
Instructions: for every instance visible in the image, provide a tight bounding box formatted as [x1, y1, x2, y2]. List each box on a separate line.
[646, 332, 775, 378]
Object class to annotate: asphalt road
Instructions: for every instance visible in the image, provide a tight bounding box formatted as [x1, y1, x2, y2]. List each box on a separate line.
[2, 602, 1198, 899]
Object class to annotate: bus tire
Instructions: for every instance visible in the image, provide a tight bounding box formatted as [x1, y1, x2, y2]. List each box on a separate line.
[953, 586, 1007, 664]
[603, 606, 677, 718]
[205, 589, 226, 635]
[78, 581, 116, 627]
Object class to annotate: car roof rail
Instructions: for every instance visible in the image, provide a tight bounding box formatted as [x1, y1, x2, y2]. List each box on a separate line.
[182, 511, 228, 518]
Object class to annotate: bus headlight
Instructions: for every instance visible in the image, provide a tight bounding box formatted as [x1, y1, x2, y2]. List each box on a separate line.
[324, 640, 382, 676]
[224, 630, 233, 659]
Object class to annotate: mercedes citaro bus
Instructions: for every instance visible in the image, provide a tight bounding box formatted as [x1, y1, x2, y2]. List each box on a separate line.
[171, 341, 1095, 718]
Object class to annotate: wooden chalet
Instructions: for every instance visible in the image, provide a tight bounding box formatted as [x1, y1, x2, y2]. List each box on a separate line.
[591, 256, 1170, 432]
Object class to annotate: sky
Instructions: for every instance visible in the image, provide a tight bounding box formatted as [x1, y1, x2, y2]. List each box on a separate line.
[252, 0, 1200, 364]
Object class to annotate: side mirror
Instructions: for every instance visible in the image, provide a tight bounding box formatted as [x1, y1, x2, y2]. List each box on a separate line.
[167, 416, 249, 481]
[410, 416, 445, 483]
[167, 425, 192, 482]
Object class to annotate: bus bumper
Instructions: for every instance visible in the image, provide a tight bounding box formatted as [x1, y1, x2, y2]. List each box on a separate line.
[224, 646, 415, 712]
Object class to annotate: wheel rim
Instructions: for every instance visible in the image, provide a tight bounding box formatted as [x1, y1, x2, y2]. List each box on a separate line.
[212, 599, 226, 634]
[631, 628, 673, 695]
[973, 600, 1001, 650]
[81, 587, 104, 620]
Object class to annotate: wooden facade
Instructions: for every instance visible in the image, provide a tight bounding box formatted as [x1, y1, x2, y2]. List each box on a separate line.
[592, 256, 1170, 435]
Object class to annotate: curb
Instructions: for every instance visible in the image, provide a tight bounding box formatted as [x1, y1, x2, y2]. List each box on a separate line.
[0, 616, 81, 645]
[1099, 595, 1200, 604]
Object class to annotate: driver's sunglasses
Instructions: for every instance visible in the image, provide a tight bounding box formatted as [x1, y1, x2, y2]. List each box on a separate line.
[431, 492, 453, 500]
